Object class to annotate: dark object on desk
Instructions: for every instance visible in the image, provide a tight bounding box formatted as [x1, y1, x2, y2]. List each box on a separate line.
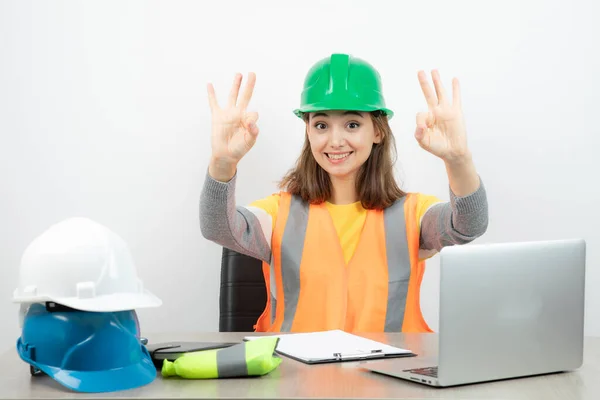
[219, 247, 267, 332]
[146, 341, 238, 369]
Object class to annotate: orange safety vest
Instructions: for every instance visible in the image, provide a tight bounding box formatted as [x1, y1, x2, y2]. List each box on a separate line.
[254, 192, 433, 333]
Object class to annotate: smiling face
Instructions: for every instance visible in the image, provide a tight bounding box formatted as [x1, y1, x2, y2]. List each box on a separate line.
[306, 110, 382, 181]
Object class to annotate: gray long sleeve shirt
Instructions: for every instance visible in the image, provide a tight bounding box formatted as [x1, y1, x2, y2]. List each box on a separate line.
[199, 171, 489, 263]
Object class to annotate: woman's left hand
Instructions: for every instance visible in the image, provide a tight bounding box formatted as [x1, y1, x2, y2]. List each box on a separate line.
[415, 70, 470, 164]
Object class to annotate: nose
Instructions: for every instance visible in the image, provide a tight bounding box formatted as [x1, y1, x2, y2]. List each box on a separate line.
[329, 125, 346, 148]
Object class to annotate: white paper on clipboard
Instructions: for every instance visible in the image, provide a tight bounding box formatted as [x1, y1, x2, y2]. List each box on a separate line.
[244, 329, 414, 363]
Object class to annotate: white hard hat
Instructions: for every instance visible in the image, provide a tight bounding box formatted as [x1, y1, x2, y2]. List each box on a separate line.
[13, 217, 162, 312]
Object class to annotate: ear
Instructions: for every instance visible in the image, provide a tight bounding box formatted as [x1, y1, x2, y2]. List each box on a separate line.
[373, 127, 383, 144]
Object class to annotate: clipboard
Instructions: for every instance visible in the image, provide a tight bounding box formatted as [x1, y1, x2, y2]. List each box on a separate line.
[280, 348, 417, 365]
[244, 329, 416, 364]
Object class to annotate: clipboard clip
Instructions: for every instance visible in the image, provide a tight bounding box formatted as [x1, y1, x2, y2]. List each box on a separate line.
[333, 349, 383, 360]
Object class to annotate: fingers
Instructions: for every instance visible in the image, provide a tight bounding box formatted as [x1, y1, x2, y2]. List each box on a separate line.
[207, 83, 219, 112]
[245, 112, 260, 137]
[414, 124, 425, 142]
[208, 72, 256, 111]
[414, 125, 429, 149]
[452, 77, 461, 108]
[416, 111, 432, 129]
[418, 70, 454, 108]
[418, 71, 437, 109]
[415, 111, 433, 145]
[248, 120, 260, 137]
[431, 70, 448, 104]
[246, 112, 259, 124]
[228, 73, 242, 107]
[238, 72, 256, 110]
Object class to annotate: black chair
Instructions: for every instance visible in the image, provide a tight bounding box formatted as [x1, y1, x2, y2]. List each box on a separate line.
[219, 247, 267, 332]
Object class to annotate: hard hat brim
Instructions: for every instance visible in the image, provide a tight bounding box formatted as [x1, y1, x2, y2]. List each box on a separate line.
[293, 105, 394, 119]
[12, 289, 162, 312]
[17, 338, 157, 393]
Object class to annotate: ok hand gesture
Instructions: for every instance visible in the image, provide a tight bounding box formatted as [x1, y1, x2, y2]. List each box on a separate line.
[207, 73, 260, 167]
[414, 70, 470, 164]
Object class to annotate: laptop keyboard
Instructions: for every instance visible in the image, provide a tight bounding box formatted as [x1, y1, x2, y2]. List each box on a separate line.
[405, 366, 438, 378]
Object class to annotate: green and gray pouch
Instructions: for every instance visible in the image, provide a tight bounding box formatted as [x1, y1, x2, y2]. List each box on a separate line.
[161, 337, 282, 379]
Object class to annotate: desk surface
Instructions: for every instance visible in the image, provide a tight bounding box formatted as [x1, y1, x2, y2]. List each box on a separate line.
[2, 332, 598, 399]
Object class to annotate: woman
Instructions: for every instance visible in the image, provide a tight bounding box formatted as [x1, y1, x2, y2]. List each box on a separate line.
[200, 53, 488, 333]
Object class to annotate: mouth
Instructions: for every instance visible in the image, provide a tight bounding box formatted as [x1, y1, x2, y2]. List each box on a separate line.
[325, 152, 353, 162]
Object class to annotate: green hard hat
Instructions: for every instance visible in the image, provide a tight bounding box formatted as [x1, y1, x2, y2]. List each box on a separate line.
[293, 53, 394, 119]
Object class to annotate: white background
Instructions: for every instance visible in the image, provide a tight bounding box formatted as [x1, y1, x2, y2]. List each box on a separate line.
[1, 0, 598, 351]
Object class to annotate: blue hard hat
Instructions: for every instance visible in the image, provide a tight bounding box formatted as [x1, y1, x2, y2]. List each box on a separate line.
[16, 303, 156, 393]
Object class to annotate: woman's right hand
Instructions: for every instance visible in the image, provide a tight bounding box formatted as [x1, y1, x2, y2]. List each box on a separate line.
[207, 73, 259, 182]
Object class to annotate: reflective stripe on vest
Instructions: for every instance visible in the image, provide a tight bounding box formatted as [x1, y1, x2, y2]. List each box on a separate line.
[279, 195, 308, 331]
[254, 192, 432, 333]
[382, 197, 412, 331]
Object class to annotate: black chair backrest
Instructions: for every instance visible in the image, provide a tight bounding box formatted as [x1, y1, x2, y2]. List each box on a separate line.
[219, 247, 267, 332]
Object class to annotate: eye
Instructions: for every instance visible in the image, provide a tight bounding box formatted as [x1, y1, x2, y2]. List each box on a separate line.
[314, 122, 327, 130]
[347, 122, 360, 129]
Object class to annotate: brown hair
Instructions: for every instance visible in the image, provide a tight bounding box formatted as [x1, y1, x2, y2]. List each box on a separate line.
[278, 111, 406, 209]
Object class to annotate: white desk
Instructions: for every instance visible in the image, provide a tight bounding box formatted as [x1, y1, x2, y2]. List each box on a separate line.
[1, 332, 597, 399]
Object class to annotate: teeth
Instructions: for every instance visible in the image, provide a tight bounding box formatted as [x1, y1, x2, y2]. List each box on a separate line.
[328, 152, 350, 160]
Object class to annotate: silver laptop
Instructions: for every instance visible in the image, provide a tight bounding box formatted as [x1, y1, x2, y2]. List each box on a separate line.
[363, 238, 586, 387]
